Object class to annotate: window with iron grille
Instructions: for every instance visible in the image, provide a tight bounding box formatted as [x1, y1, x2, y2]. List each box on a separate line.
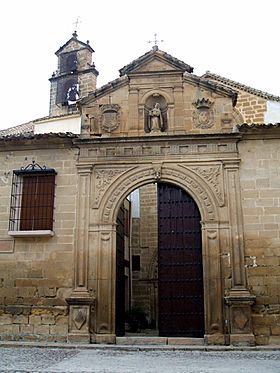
[8, 161, 56, 236]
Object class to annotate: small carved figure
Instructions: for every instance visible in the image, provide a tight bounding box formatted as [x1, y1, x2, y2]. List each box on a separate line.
[148, 103, 164, 131]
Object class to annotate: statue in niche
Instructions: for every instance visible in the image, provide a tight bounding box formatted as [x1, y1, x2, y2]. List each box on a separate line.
[148, 103, 164, 132]
[144, 95, 168, 133]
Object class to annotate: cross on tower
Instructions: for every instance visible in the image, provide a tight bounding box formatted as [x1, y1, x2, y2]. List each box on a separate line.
[148, 33, 164, 50]
[73, 16, 82, 33]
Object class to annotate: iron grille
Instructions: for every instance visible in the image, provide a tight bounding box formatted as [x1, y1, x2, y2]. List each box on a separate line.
[9, 162, 56, 231]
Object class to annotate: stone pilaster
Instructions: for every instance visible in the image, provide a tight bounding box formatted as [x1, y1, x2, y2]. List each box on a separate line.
[173, 85, 185, 132]
[202, 222, 225, 345]
[67, 163, 94, 343]
[91, 223, 117, 344]
[128, 88, 139, 134]
[224, 161, 255, 345]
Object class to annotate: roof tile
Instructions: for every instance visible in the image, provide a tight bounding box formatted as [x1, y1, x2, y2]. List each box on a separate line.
[203, 72, 280, 102]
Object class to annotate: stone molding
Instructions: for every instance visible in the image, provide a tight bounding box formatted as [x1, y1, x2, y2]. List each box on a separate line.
[97, 163, 219, 224]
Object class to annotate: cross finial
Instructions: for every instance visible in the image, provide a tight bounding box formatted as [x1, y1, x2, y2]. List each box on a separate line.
[148, 33, 164, 51]
[73, 16, 82, 37]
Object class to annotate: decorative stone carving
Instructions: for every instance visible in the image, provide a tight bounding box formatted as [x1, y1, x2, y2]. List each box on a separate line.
[225, 289, 256, 344]
[101, 166, 217, 223]
[232, 309, 249, 331]
[221, 112, 233, 126]
[192, 98, 214, 128]
[87, 141, 237, 159]
[100, 104, 120, 133]
[0, 171, 10, 185]
[152, 163, 162, 181]
[187, 165, 225, 206]
[66, 298, 95, 343]
[207, 230, 217, 240]
[93, 168, 129, 208]
[73, 308, 87, 330]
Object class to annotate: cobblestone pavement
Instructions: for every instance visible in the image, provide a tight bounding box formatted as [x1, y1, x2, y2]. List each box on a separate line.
[0, 347, 280, 373]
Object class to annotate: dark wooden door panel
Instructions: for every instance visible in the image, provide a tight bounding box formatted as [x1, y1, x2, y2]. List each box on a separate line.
[158, 183, 204, 337]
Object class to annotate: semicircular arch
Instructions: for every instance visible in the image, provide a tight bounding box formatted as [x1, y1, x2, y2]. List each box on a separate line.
[98, 164, 219, 224]
[140, 89, 173, 105]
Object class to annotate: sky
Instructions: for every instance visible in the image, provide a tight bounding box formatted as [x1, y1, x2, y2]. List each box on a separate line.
[0, 0, 279, 130]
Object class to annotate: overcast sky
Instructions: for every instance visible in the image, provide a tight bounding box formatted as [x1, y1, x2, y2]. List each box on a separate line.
[0, 0, 279, 130]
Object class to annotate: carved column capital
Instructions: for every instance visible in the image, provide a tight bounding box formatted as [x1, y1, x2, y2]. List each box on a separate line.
[76, 163, 93, 174]
[223, 160, 241, 170]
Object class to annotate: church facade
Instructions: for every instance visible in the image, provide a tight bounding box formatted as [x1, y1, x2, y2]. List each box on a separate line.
[0, 33, 279, 346]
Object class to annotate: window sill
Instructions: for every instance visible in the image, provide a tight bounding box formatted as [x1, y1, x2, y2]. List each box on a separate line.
[8, 230, 54, 237]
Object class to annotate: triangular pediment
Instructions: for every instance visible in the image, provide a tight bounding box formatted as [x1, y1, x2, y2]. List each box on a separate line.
[119, 47, 193, 76]
[55, 32, 94, 55]
[131, 56, 180, 73]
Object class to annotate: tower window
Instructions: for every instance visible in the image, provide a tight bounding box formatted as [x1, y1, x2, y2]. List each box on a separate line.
[8, 162, 56, 237]
[60, 51, 78, 73]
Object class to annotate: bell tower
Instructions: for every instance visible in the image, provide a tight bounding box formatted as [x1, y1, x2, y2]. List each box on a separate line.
[49, 32, 99, 117]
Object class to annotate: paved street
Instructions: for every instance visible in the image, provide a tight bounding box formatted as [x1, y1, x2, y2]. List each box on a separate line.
[0, 346, 280, 372]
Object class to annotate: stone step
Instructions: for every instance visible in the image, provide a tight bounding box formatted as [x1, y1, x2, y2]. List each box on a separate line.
[116, 336, 205, 346]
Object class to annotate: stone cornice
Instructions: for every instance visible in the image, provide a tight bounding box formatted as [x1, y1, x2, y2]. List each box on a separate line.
[184, 73, 238, 106]
[49, 67, 99, 82]
[73, 132, 241, 146]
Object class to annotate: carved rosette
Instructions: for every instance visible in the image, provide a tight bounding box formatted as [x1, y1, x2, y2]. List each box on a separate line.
[187, 165, 224, 206]
[192, 98, 214, 129]
[99, 104, 120, 133]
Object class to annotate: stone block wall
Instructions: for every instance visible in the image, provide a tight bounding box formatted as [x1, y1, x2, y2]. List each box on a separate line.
[0, 306, 68, 342]
[131, 184, 158, 324]
[239, 138, 280, 345]
[235, 92, 266, 124]
[205, 76, 268, 124]
[0, 146, 78, 341]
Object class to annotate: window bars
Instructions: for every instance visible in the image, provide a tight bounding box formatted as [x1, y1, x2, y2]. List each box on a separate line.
[9, 161, 56, 232]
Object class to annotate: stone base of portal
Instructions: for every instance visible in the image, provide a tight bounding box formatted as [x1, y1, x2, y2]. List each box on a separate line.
[229, 333, 255, 346]
[92, 334, 116, 344]
[66, 293, 95, 345]
[205, 334, 225, 345]
[225, 288, 256, 347]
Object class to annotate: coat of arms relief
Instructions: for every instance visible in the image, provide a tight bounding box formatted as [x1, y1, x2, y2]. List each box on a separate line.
[100, 104, 120, 132]
[192, 98, 214, 128]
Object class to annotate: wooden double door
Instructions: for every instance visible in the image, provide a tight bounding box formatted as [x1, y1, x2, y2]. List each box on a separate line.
[116, 183, 204, 337]
[157, 182, 204, 337]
